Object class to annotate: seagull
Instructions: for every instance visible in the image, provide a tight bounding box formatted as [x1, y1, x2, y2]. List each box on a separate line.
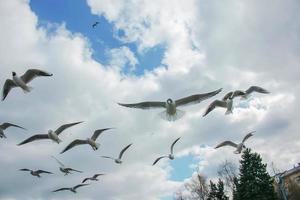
[118, 88, 222, 121]
[101, 143, 132, 164]
[51, 156, 82, 176]
[52, 184, 89, 193]
[60, 128, 113, 154]
[92, 21, 99, 28]
[18, 121, 83, 145]
[215, 131, 255, 154]
[19, 168, 53, 178]
[203, 91, 245, 117]
[2, 69, 53, 100]
[82, 174, 105, 183]
[0, 122, 26, 138]
[152, 137, 181, 165]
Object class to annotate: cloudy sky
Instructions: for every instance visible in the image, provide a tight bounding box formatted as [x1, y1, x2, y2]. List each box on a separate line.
[0, 0, 299, 199]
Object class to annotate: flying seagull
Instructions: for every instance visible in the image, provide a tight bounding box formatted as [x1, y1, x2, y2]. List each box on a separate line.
[51, 156, 82, 175]
[118, 88, 222, 121]
[82, 173, 105, 183]
[18, 121, 83, 145]
[215, 131, 255, 154]
[153, 137, 181, 165]
[101, 143, 132, 164]
[2, 69, 53, 100]
[92, 21, 99, 28]
[61, 128, 113, 154]
[19, 168, 53, 178]
[0, 122, 26, 138]
[203, 91, 245, 117]
[52, 184, 89, 193]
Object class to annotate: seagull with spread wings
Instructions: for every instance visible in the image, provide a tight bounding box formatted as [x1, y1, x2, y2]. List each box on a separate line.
[215, 131, 255, 154]
[92, 21, 99, 28]
[118, 88, 222, 121]
[153, 137, 181, 165]
[18, 121, 83, 145]
[19, 168, 53, 178]
[2, 69, 53, 100]
[0, 122, 26, 138]
[61, 128, 113, 154]
[51, 156, 82, 176]
[82, 173, 105, 183]
[101, 143, 132, 164]
[52, 184, 89, 193]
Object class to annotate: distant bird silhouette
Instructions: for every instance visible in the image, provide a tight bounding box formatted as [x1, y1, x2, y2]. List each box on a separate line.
[0, 122, 26, 138]
[153, 137, 181, 165]
[18, 121, 83, 145]
[2, 69, 53, 100]
[118, 88, 222, 121]
[61, 128, 113, 154]
[51, 156, 82, 175]
[215, 131, 255, 154]
[82, 173, 105, 183]
[19, 168, 53, 178]
[52, 184, 89, 193]
[92, 21, 99, 28]
[101, 143, 132, 164]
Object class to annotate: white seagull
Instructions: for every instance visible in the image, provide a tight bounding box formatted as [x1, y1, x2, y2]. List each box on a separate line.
[153, 137, 181, 165]
[101, 143, 132, 164]
[61, 128, 113, 154]
[118, 88, 222, 121]
[51, 156, 82, 176]
[215, 131, 255, 154]
[82, 173, 105, 183]
[0, 122, 26, 138]
[2, 69, 53, 100]
[18, 121, 83, 145]
[52, 184, 89, 193]
[19, 168, 53, 178]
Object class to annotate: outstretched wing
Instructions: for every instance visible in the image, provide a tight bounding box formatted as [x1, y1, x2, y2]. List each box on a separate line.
[60, 139, 87, 154]
[118, 101, 165, 109]
[74, 184, 89, 190]
[51, 156, 65, 167]
[152, 156, 168, 165]
[119, 143, 133, 159]
[55, 121, 83, 135]
[52, 188, 70, 192]
[245, 86, 270, 95]
[170, 137, 181, 154]
[65, 168, 82, 173]
[0, 122, 26, 130]
[215, 141, 238, 149]
[19, 168, 31, 171]
[175, 88, 222, 107]
[91, 128, 113, 141]
[2, 79, 17, 101]
[101, 156, 115, 160]
[93, 173, 105, 178]
[242, 131, 255, 143]
[36, 170, 53, 174]
[203, 100, 227, 117]
[18, 134, 49, 145]
[21, 69, 53, 84]
[82, 178, 90, 183]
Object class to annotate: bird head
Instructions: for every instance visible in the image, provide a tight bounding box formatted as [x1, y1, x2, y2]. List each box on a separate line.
[167, 99, 173, 104]
[12, 72, 16, 76]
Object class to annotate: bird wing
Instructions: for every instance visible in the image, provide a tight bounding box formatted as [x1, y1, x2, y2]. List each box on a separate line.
[170, 137, 181, 154]
[93, 173, 105, 178]
[222, 92, 233, 101]
[65, 168, 82, 173]
[215, 141, 238, 149]
[152, 156, 168, 165]
[52, 188, 70, 192]
[175, 88, 222, 107]
[101, 156, 115, 160]
[242, 131, 255, 143]
[55, 121, 83, 135]
[232, 90, 246, 98]
[51, 156, 65, 167]
[2, 79, 17, 101]
[36, 170, 53, 174]
[118, 143, 132, 159]
[18, 134, 49, 145]
[0, 122, 26, 130]
[60, 139, 87, 154]
[245, 86, 270, 95]
[203, 100, 227, 117]
[82, 178, 90, 183]
[118, 101, 165, 109]
[19, 168, 31, 171]
[21, 69, 53, 84]
[91, 128, 113, 141]
[74, 184, 89, 190]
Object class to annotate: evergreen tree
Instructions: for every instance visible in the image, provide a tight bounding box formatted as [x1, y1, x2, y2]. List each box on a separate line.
[208, 179, 228, 200]
[235, 148, 277, 200]
[208, 181, 218, 200]
[232, 176, 239, 200]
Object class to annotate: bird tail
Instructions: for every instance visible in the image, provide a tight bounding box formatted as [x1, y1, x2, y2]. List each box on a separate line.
[23, 86, 33, 93]
[159, 110, 185, 121]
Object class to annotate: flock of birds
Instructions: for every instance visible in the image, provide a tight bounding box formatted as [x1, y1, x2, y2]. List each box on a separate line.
[1, 38, 270, 194]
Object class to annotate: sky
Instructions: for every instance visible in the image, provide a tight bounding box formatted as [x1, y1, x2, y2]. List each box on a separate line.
[0, 0, 299, 199]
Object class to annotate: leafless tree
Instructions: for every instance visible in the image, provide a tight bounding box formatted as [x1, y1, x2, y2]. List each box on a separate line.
[184, 173, 209, 200]
[217, 160, 238, 192]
